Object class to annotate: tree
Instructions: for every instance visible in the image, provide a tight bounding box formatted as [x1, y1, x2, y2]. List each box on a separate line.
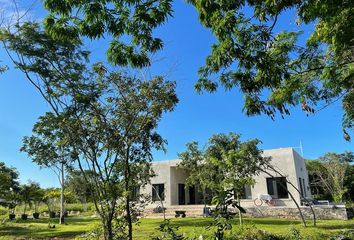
[309, 152, 353, 203]
[0, 162, 19, 199]
[43, 0, 173, 68]
[305, 160, 331, 200]
[344, 164, 354, 202]
[19, 183, 35, 217]
[42, 0, 354, 139]
[65, 170, 95, 206]
[21, 113, 72, 224]
[0, 162, 20, 214]
[1, 20, 178, 240]
[31, 183, 45, 215]
[188, 0, 354, 140]
[178, 142, 214, 210]
[179, 133, 269, 238]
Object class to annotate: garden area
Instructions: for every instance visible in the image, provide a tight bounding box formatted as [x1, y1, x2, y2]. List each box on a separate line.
[0, 214, 353, 240]
[1, 0, 354, 239]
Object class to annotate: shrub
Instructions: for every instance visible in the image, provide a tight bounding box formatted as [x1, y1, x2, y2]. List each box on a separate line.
[286, 225, 302, 240]
[231, 226, 285, 240]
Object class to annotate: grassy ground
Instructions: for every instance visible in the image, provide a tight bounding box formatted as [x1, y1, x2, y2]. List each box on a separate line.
[0, 216, 353, 239]
[0, 216, 99, 239]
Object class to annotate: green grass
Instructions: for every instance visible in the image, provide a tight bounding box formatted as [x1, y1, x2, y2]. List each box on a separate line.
[0, 216, 100, 240]
[0, 216, 353, 239]
[136, 218, 354, 239]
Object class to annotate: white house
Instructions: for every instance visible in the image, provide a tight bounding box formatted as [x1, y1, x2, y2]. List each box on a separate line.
[141, 148, 311, 210]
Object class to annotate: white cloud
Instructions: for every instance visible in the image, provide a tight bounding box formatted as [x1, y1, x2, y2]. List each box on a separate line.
[0, 0, 37, 27]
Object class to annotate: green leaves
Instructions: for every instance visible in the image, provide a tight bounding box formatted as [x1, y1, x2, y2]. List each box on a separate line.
[43, 0, 173, 67]
[189, 0, 354, 139]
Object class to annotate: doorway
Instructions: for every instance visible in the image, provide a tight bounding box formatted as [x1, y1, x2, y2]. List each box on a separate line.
[178, 184, 185, 205]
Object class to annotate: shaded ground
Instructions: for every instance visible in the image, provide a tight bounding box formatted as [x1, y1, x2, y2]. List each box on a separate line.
[0, 216, 353, 239]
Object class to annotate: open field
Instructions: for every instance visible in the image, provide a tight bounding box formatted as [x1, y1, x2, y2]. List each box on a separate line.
[0, 216, 353, 239]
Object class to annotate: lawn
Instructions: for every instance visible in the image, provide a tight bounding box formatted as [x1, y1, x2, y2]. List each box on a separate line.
[0, 216, 353, 239]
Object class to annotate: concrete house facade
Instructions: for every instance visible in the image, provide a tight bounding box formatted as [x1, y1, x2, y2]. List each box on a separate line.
[141, 148, 311, 210]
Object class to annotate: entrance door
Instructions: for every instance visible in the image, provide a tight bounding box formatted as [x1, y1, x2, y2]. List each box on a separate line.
[189, 186, 196, 204]
[178, 184, 185, 205]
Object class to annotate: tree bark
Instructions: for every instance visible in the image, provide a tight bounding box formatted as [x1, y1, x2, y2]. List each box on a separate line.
[103, 218, 114, 240]
[59, 161, 65, 224]
[126, 195, 133, 240]
[124, 151, 133, 240]
[236, 194, 243, 227]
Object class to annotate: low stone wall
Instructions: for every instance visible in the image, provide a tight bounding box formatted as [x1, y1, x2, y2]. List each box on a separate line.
[243, 206, 350, 220]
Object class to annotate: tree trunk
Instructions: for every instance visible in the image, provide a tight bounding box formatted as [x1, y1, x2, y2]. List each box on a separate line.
[236, 194, 243, 227]
[126, 195, 133, 240]
[103, 218, 114, 240]
[59, 161, 65, 224]
[124, 152, 133, 240]
[203, 188, 207, 217]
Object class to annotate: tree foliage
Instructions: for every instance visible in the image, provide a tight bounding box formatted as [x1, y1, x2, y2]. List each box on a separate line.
[65, 170, 95, 203]
[41, 0, 354, 139]
[307, 152, 353, 203]
[43, 0, 173, 68]
[1, 20, 178, 239]
[179, 133, 269, 238]
[188, 0, 354, 139]
[0, 162, 20, 209]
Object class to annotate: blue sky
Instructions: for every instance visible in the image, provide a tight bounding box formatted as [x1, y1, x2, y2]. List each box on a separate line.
[0, 0, 352, 188]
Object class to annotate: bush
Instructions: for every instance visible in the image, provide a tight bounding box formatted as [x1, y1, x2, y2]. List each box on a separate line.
[227, 225, 285, 240]
[236, 228, 285, 240]
[0, 206, 7, 217]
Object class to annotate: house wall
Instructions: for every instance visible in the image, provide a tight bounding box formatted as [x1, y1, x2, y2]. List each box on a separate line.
[292, 149, 311, 199]
[144, 148, 311, 209]
[240, 148, 309, 208]
[170, 166, 190, 205]
[140, 160, 175, 207]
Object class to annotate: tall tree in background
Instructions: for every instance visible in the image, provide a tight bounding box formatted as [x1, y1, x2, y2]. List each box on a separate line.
[65, 170, 94, 207]
[308, 152, 353, 203]
[21, 113, 72, 224]
[0, 162, 20, 207]
[344, 164, 354, 202]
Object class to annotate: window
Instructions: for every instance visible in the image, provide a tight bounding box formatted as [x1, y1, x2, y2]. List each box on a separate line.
[152, 184, 165, 201]
[302, 178, 306, 197]
[299, 178, 304, 196]
[266, 177, 289, 199]
[240, 185, 252, 199]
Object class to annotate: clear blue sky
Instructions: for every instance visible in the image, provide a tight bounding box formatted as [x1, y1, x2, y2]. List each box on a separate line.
[0, 0, 352, 188]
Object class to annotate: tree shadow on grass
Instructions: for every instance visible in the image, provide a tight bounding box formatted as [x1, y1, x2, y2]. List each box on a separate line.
[243, 218, 301, 226]
[317, 223, 354, 230]
[0, 217, 99, 239]
[0, 225, 87, 238]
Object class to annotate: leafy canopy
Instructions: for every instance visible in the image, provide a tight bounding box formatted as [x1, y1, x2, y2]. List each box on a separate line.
[188, 0, 354, 139]
[42, 0, 354, 139]
[43, 0, 173, 68]
[0, 162, 19, 201]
